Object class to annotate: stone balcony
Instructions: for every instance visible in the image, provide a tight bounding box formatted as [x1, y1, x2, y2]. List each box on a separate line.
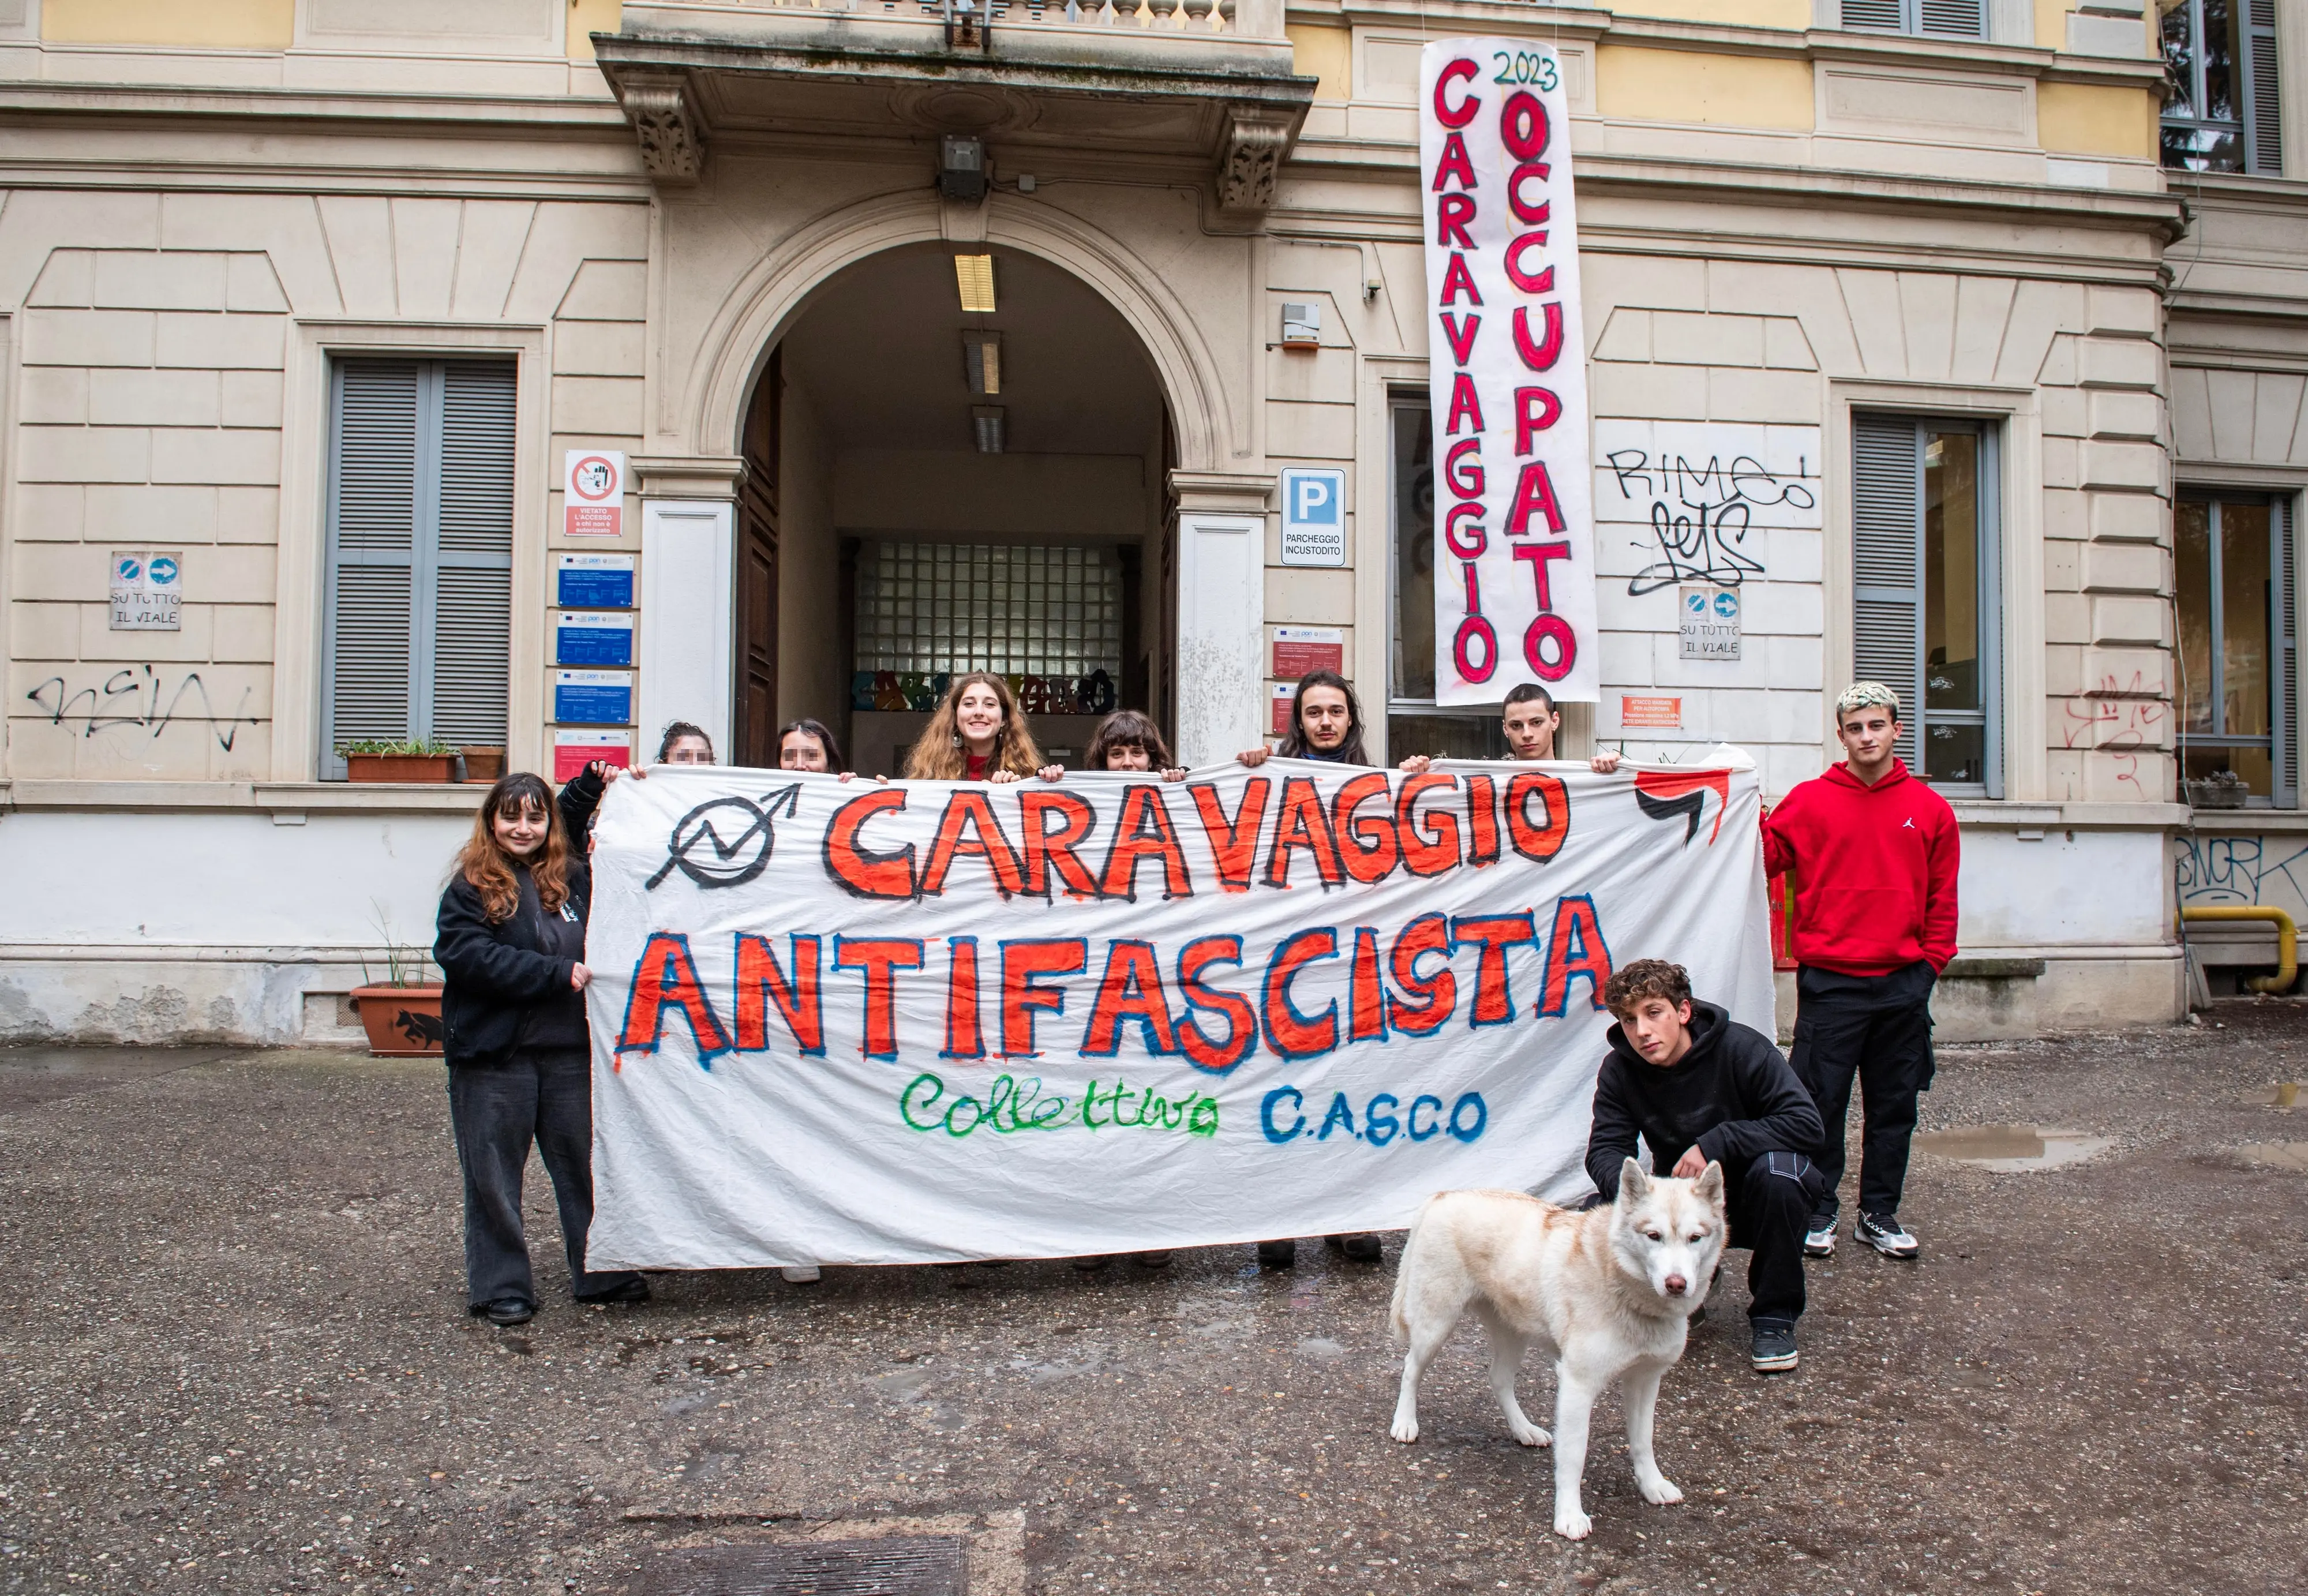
[596, 0, 1309, 211]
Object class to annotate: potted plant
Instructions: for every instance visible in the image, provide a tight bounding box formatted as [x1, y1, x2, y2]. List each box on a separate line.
[342, 737, 459, 784]
[350, 908, 445, 1058]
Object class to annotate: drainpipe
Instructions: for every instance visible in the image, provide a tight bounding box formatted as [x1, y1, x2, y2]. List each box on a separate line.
[2178, 905, 2299, 995]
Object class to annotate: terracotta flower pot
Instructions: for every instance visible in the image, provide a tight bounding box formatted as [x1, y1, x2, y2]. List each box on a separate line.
[351, 985, 446, 1056]
[347, 753, 456, 784]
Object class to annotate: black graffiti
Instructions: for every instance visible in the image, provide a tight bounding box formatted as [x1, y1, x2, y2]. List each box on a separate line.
[396, 1009, 447, 1048]
[25, 666, 261, 752]
[647, 784, 804, 891]
[1606, 448, 1814, 597]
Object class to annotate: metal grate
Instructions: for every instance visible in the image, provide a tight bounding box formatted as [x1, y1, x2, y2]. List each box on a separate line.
[643, 1535, 964, 1596]
[855, 541, 1121, 679]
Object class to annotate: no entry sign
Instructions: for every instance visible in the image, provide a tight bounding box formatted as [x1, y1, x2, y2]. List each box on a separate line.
[564, 449, 626, 538]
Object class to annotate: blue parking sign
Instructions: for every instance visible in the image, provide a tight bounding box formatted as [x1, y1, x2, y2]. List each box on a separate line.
[1280, 467, 1347, 567]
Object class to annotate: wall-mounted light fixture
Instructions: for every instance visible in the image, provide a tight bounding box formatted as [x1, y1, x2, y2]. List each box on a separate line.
[962, 331, 1003, 396]
[940, 134, 987, 203]
[954, 253, 996, 314]
[972, 404, 1005, 454]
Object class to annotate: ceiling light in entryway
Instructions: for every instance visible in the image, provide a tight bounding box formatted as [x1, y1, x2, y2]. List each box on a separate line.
[954, 253, 996, 314]
[972, 405, 1005, 454]
[963, 331, 1002, 396]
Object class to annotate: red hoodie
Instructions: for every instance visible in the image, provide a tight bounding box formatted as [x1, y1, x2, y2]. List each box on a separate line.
[1762, 758, 1959, 975]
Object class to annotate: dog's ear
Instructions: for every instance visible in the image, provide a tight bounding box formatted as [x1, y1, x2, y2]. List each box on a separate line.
[1691, 1160, 1725, 1205]
[1618, 1157, 1650, 1203]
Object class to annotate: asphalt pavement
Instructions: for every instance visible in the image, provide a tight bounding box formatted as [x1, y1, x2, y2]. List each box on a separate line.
[1, 1008, 2304, 1594]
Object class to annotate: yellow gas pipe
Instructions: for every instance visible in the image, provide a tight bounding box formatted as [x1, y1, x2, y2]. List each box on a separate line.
[2179, 905, 2299, 994]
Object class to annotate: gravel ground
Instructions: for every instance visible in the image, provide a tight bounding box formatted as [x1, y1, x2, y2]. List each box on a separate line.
[2, 1007, 2304, 1595]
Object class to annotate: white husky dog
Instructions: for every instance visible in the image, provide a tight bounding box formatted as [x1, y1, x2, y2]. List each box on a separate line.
[1387, 1159, 1728, 1539]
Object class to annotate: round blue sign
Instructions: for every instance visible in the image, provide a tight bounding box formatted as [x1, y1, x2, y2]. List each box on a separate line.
[148, 556, 179, 586]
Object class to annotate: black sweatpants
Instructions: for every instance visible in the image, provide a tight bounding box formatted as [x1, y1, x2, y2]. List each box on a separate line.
[1789, 960, 1936, 1225]
[1725, 1151, 1817, 1326]
[447, 1048, 640, 1309]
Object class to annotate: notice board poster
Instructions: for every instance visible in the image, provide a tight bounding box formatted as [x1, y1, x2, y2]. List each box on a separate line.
[1420, 40, 1597, 707]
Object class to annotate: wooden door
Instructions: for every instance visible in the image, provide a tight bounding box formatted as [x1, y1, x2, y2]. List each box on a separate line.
[735, 351, 781, 766]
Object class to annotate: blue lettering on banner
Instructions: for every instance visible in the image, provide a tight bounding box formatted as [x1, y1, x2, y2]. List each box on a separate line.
[1261, 1085, 1486, 1147]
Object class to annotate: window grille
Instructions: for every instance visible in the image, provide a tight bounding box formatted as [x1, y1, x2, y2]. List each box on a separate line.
[853, 541, 1122, 680]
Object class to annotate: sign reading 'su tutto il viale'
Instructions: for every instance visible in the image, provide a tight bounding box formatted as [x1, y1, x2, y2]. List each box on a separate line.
[1421, 39, 1598, 708]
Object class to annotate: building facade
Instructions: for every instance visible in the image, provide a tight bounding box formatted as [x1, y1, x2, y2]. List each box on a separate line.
[0, 0, 2277, 1043]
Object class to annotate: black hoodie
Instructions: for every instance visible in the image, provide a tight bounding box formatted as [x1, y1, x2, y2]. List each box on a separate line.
[1585, 999, 1823, 1201]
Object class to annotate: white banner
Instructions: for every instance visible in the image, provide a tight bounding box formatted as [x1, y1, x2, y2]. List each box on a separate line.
[1422, 39, 1598, 706]
[585, 758, 1771, 1269]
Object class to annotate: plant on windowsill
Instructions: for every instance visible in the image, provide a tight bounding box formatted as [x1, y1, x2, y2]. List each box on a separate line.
[2183, 769, 2250, 811]
[349, 902, 445, 1058]
[341, 737, 462, 784]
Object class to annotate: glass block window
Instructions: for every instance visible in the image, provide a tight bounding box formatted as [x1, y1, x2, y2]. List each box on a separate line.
[855, 541, 1123, 679]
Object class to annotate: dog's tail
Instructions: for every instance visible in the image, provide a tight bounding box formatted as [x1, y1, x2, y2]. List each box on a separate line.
[1387, 1193, 1445, 1349]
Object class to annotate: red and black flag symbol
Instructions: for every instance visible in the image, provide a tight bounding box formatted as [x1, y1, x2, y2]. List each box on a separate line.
[1632, 770, 1730, 847]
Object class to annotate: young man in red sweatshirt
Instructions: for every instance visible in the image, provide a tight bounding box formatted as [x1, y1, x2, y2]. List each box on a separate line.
[1762, 682, 1958, 1260]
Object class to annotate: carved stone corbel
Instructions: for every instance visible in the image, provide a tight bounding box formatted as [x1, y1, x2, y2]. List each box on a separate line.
[1216, 107, 1295, 215]
[621, 76, 705, 187]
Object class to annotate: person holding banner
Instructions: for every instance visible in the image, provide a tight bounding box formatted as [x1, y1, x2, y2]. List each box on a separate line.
[1763, 683, 1958, 1263]
[906, 672, 1061, 783]
[1586, 960, 1824, 1373]
[1083, 709, 1187, 781]
[657, 722, 715, 765]
[1237, 670, 1384, 1269]
[1396, 683, 1623, 774]
[778, 718, 846, 773]
[434, 772, 649, 1326]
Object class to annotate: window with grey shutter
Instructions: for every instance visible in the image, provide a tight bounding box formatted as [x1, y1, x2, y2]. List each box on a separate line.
[1850, 413, 2002, 795]
[2163, 0, 2282, 175]
[321, 357, 516, 778]
[2178, 491, 2296, 806]
[1841, 0, 1985, 38]
[2279, 496, 2298, 806]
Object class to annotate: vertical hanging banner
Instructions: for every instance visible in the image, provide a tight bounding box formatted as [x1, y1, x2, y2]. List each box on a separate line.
[1422, 40, 1597, 707]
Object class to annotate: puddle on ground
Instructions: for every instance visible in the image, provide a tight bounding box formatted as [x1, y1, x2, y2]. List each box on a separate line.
[1914, 1124, 2110, 1171]
[2238, 1141, 2308, 1171]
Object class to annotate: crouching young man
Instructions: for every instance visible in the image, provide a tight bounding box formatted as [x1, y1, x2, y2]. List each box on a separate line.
[1587, 960, 1826, 1373]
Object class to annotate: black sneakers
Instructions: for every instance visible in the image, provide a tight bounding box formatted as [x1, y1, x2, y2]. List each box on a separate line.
[475, 1298, 533, 1327]
[1856, 1212, 1920, 1259]
[1749, 1319, 1798, 1373]
[1330, 1233, 1383, 1263]
[1256, 1239, 1297, 1269]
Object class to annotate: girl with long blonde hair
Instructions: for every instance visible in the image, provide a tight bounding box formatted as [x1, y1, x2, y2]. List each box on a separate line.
[433, 772, 647, 1325]
[904, 670, 1054, 782]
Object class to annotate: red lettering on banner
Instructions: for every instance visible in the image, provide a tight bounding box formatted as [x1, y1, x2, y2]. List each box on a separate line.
[1513, 540, 1573, 608]
[1396, 774, 1463, 876]
[943, 935, 984, 1059]
[734, 932, 824, 1055]
[835, 936, 925, 1060]
[1444, 437, 1485, 499]
[1436, 191, 1477, 249]
[1018, 788, 1100, 898]
[1177, 935, 1257, 1072]
[1444, 372, 1486, 436]
[1541, 894, 1613, 1016]
[1466, 774, 1502, 866]
[1513, 303, 1564, 370]
[1384, 913, 1457, 1035]
[1188, 777, 1271, 893]
[1348, 927, 1388, 1042]
[1451, 913, 1538, 1025]
[1000, 938, 1087, 1058]
[1526, 612, 1578, 681]
[1505, 460, 1568, 537]
[1082, 940, 1179, 1056]
[1433, 57, 1481, 127]
[1505, 772, 1570, 862]
[616, 932, 731, 1063]
[1439, 312, 1482, 365]
[1444, 501, 1486, 559]
[1501, 90, 1550, 159]
[1503, 234, 1551, 294]
[1265, 777, 1345, 889]
[1262, 928, 1340, 1059]
[1454, 569, 1498, 684]
[1515, 387, 1562, 452]
[1432, 130, 1478, 190]
[1331, 772, 1402, 884]
[1438, 253, 1483, 306]
[919, 790, 1025, 897]
[824, 788, 916, 900]
[1508, 165, 1551, 225]
[1098, 785, 1194, 901]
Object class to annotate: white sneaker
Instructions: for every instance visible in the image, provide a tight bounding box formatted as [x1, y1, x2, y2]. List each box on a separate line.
[1803, 1220, 1837, 1258]
[780, 1265, 822, 1284]
[1856, 1213, 1919, 1260]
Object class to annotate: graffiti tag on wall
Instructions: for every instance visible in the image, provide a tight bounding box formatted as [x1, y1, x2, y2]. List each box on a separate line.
[25, 666, 261, 752]
[2176, 833, 2308, 911]
[1592, 422, 1822, 597]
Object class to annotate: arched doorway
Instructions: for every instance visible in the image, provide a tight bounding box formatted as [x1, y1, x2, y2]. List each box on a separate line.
[729, 242, 1174, 774]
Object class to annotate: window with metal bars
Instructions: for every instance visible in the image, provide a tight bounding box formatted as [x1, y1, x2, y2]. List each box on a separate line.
[1839, 0, 1988, 39]
[853, 541, 1121, 680]
[2161, 0, 2282, 174]
[2176, 492, 2296, 804]
[320, 358, 515, 778]
[1850, 414, 2002, 796]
